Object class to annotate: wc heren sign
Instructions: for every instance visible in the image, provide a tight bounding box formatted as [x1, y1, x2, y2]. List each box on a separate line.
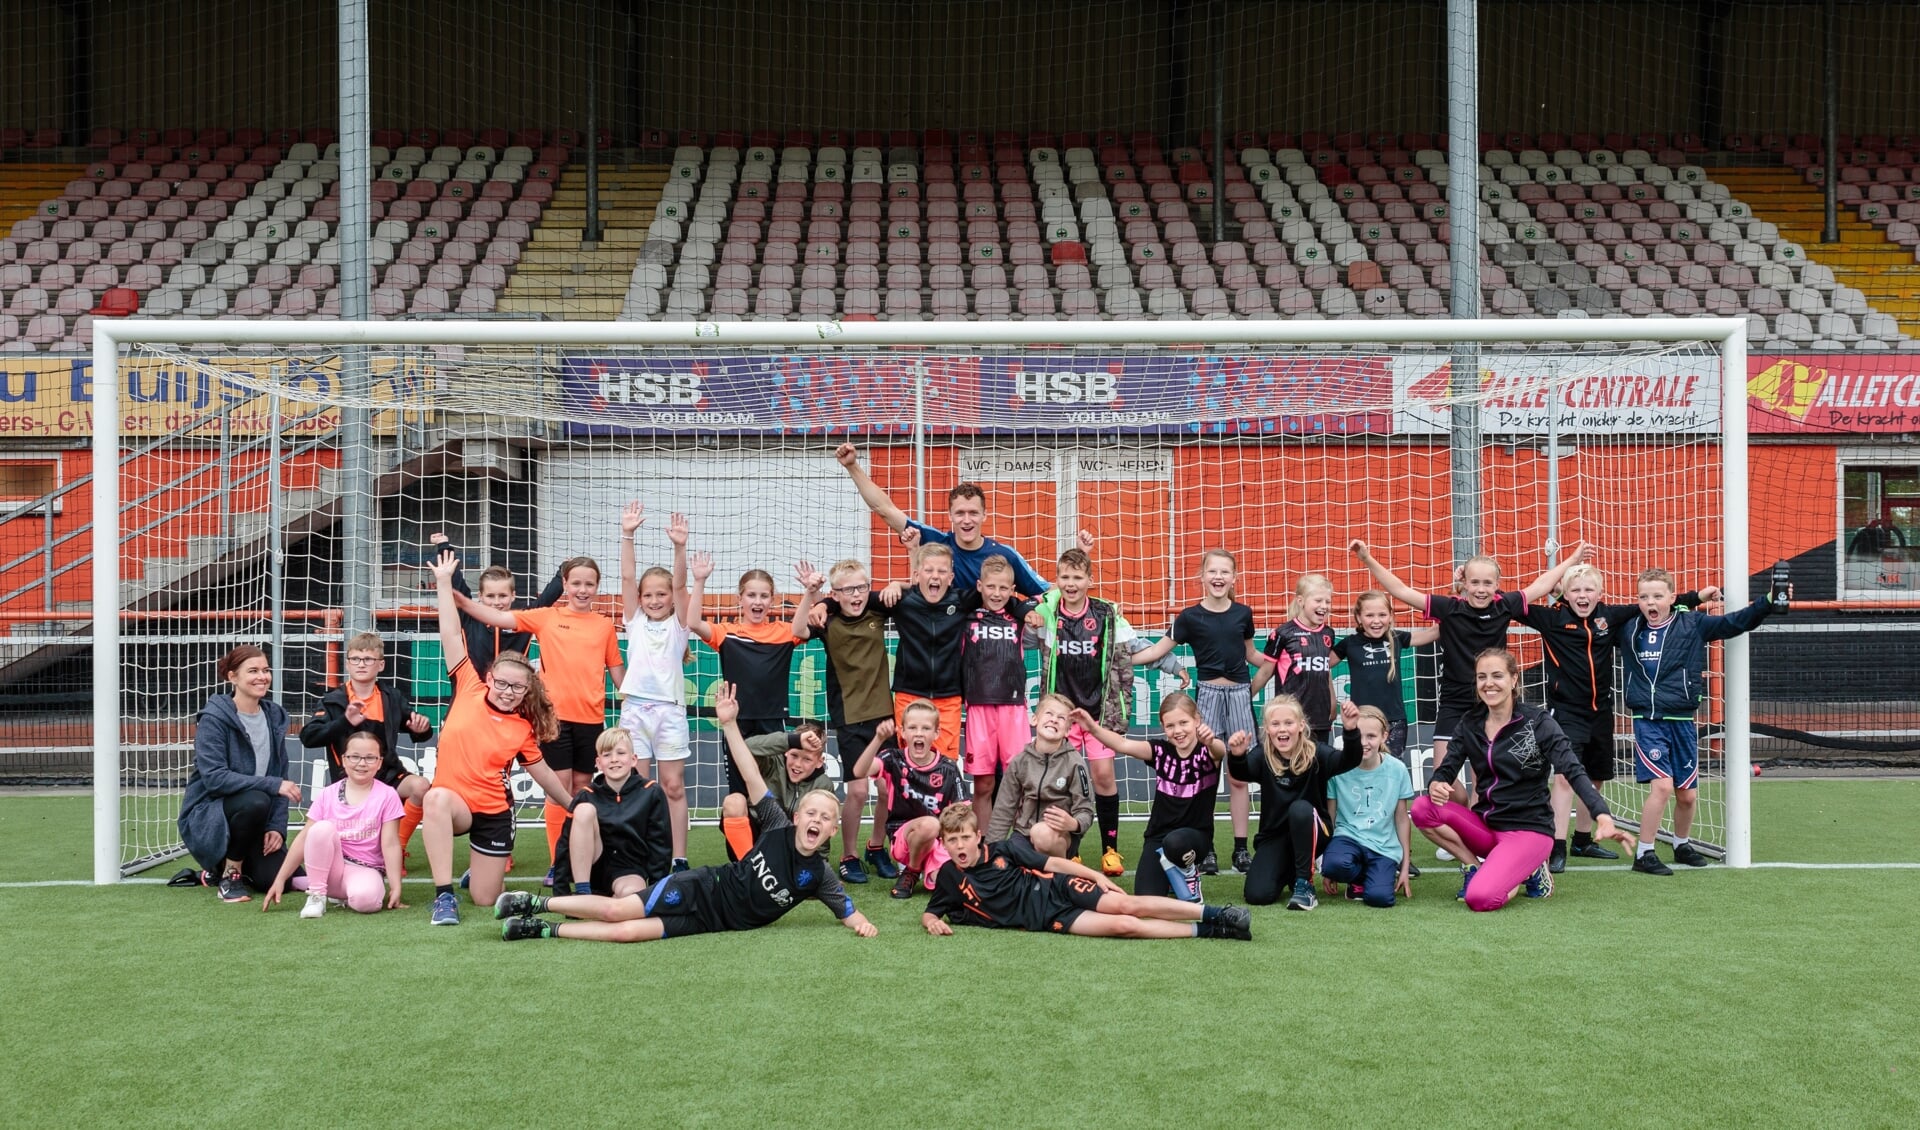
[1392, 354, 1722, 435]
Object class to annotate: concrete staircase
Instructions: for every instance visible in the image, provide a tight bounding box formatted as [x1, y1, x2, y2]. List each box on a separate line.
[1714, 167, 1920, 335]
[497, 164, 669, 320]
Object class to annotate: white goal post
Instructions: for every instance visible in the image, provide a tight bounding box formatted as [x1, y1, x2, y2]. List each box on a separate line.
[89, 315, 1752, 883]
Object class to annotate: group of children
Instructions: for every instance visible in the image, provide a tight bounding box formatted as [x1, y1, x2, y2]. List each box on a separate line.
[259, 441, 1787, 941]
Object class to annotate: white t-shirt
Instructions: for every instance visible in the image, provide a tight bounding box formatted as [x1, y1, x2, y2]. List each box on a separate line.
[619, 612, 690, 705]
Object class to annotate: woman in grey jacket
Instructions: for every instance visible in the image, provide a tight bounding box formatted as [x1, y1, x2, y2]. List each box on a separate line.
[177, 646, 303, 903]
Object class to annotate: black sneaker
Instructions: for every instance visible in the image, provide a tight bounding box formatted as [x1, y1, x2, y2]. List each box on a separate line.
[1548, 841, 1568, 874]
[1231, 847, 1253, 874]
[889, 869, 920, 899]
[1344, 882, 1365, 901]
[500, 916, 552, 941]
[837, 855, 870, 885]
[1285, 878, 1317, 911]
[1632, 850, 1674, 876]
[1456, 864, 1479, 900]
[1407, 863, 1421, 878]
[1214, 905, 1253, 940]
[1672, 842, 1712, 868]
[1199, 850, 1220, 876]
[1570, 840, 1620, 860]
[493, 890, 537, 920]
[864, 846, 899, 880]
[217, 874, 250, 903]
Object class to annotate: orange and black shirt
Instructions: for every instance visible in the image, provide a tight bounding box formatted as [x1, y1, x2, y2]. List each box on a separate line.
[926, 834, 1058, 930]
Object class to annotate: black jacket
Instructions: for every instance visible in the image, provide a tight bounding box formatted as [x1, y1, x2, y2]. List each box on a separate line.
[298, 682, 432, 786]
[1226, 728, 1363, 841]
[554, 771, 673, 888]
[1434, 701, 1610, 836]
[442, 541, 564, 678]
[1522, 592, 1699, 714]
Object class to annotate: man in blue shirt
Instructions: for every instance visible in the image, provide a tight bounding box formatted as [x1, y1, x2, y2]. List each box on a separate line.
[835, 443, 1079, 597]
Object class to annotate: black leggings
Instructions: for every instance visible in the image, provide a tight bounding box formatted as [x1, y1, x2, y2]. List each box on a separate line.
[1243, 799, 1324, 905]
[221, 791, 288, 890]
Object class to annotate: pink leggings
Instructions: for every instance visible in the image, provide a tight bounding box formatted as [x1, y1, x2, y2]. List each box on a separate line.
[302, 819, 387, 913]
[1411, 797, 1552, 913]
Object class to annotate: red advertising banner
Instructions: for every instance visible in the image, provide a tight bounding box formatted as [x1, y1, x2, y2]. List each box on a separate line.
[1749, 355, 1920, 434]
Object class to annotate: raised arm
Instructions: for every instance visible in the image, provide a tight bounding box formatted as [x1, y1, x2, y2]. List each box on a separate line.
[713, 683, 771, 799]
[1521, 540, 1591, 604]
[454, 589, 518, 631]
[429, 532, 471, 599]
[1408, 625, 1439, 647]
[1067, 707, 1153, 761]
[789, 560, 825, 641]
[618, 501, 644, 621]
[835, 442, 910, 532]
[848, 719, 897, 780]
[667, 513, 691, 626]
[1349, 539, 1428, 612]
[685, 550, 716, 643]
[431, 550, 470, 671]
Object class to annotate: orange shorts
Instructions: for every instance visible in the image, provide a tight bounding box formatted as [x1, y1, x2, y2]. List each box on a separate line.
[894, 692, 963, 761]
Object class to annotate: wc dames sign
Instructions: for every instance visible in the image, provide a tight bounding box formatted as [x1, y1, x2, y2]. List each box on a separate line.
[0, 356, 420, 437]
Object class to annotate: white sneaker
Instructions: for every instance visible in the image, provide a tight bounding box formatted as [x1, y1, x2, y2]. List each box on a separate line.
[1434, 848, 1456, 862]
[300, 891, 327, 919]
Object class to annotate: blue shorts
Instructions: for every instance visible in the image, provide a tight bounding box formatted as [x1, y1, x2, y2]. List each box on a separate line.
[1632, 718, 1700, 789]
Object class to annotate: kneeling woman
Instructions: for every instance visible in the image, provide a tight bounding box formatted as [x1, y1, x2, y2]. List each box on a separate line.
[1415, 648, 1635, 911]
[178, 646, 303, 903]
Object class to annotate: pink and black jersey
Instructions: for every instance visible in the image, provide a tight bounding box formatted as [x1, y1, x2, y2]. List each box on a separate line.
[1424, 591, 1528, 700]
[959, 604, 1028, 706]
[876, 747, 966, 837]
[1141, 739, 1222, 842]
[1263, 619, 1339, 731]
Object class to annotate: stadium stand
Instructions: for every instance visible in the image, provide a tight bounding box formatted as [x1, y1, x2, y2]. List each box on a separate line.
[5, 127, 1917, 347]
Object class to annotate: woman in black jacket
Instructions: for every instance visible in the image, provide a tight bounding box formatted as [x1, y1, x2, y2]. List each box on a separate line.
[177, 646, 303, 903]
[1413, 648, 1635, 911]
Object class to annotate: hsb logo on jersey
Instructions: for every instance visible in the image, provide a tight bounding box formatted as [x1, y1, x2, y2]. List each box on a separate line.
[1013, 370, 1118, 404]
[972, 621, 1018, 641]
[1058, 639, 1099, 657]
[594, 368, 702, 406]
[1296, 655, 1332, 672]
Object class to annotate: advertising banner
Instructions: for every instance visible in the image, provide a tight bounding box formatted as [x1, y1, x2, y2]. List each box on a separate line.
[1748, 354, 1920, 434]
[1392, 354, 1722, 435]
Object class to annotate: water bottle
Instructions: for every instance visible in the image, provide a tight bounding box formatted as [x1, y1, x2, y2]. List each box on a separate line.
[1770, 560, 1791, 614]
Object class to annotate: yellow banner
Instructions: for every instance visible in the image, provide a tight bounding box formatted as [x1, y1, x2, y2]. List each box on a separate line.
[0, 355, 424, 438]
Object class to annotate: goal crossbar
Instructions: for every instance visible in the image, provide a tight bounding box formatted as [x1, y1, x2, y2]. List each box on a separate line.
[89, 316, 1752, 882]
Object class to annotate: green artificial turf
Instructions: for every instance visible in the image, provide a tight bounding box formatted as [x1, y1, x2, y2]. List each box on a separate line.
[2, 781, 1917, 1127]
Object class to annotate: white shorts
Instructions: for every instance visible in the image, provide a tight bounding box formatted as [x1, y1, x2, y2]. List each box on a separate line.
[619, 698, 691, 762]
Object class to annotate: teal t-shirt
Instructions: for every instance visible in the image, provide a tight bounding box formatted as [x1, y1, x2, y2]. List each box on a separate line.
[1329, 758, 1414, 861]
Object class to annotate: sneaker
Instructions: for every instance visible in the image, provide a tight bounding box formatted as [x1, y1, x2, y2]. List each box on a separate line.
[1069, 855, 1083, 866]
[1435, 847, 1456, 862]
[457, 869, 470, 890]
[1673, 842, 1712, 868]
[1156, 850, 1203, 903]
[1231, 846, 1253, 874]
[500, 915, 551, 941]
[1407, 863, 1422, 878]
[217, 874, 250, 903]
[1199, 850, 1220, 876]
[889, 869, 921, 900]
[838, 855, 870, 885]
[1456, 864, 1479, 900]
[1100, 847, 1125, 877]
[864, 846, 899, 880]
[430, 891, 461, 926]
[493, 890, 537, 919]
[1344, 883, 1365, 902]
[1285, 878, 1318, 911]
[300, 891, 327, 919]
[1524, 863, 1554, 899]
[542, 867, 555, 889]
[1571, 840, 1620, 860]
[1548, 842, 1568, 874]
[1633, 850, 1674, 876]
[1216, 905, 1254, 940]
[671, 857, 690, 873]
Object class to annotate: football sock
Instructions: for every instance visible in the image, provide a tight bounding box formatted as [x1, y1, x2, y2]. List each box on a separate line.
[1673, 836, 1690, 848]
[397, 800, 423, 853]
[543, 800, 567, 862]
[1571, 830, 1593, 848]
[1095, 793, 1120, 850]
[1233, 836, 1249, 855]
[1637, 840, 1658, 856]
[1552, 837, 1567, 853]
[435, 884, 453, 898]
[722, 815, 754, 861]
[1200, 905, 1222, 924]
[573, 882, 591, 896]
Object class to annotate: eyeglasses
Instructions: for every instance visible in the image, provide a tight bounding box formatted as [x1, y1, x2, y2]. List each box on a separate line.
[831, 585, 867, 596]
[342, 754, 382, 764]
[346, 656, 381, 665]
[490, 679, 529, 695]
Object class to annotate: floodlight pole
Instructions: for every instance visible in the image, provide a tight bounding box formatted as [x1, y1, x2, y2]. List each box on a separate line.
[1446, 0, 1483, 565]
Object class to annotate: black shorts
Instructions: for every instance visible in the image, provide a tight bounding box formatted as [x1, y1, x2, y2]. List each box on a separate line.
[641, 868, 724, 938]
[467, 809, 516, 857]
[1432, 689, 1476, 746]
[541, 720, 605, 775]
[835, 718, 885, 776]
[1552, 707, 1617, 783]
[1035, 873, 1106, 933]
[724, 717, 785, 797]
[588, 854, 650, 897]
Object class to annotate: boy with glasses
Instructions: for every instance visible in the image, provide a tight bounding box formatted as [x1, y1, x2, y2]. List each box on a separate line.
[299, 631, 434, 820]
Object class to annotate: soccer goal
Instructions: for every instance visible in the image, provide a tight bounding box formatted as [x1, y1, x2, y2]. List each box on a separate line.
[86, 316, 1753, 883]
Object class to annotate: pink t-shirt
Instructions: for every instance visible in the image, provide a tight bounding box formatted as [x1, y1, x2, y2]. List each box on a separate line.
[305, 779, 404, 868]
